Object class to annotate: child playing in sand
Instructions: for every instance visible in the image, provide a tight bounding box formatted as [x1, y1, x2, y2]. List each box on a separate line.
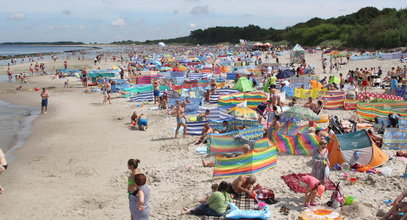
[300, 175, 325, 207]
[199, 183, 219, 203]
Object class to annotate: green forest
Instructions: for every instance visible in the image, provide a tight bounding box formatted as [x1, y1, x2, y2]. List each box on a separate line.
[113, 7, 407, 49]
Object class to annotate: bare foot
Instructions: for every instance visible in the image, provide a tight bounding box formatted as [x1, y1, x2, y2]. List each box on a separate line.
[0, 185, 4, 194]
[181, 209, 190, 215]
[202, 159, 207, 167]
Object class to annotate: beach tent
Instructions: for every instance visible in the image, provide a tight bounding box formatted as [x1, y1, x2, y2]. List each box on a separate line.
[327, 130, 389, 171]
[290, 44, 305, 64]
[233, 77, 254, 92]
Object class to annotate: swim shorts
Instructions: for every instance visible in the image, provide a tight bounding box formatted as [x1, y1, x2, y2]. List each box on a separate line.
[153, 90, 160, 97]
[138, 118, 148, 127]
[41, 99, 48, 107]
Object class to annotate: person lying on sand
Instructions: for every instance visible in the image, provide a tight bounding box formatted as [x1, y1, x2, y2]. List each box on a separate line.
[380, 189, 407, 220]
[202, 145, 250, 167]
[231, 175, 256, 197]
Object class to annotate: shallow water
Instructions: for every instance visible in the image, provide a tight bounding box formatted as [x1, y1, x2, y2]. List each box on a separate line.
[0, 100, 39, 161]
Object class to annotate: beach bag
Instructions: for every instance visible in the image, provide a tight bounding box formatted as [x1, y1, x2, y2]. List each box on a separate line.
[253, 184, 276, 204]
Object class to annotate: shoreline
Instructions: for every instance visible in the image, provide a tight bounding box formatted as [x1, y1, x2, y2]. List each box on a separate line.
[0, 100, 40, 162]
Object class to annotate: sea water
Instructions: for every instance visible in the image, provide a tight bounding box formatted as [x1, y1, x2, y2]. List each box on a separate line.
[0, 100, 39, 161]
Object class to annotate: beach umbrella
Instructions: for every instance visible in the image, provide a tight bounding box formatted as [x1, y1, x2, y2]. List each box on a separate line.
[329, 50, 340, 55]
[281, 107, 320, 121]
[227, 106, 258, 120]
[276, 69, 295, 79]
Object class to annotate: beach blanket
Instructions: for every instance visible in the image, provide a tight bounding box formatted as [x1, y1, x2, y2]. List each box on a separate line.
[201, 194, 256, 220]
[281, 173, 335, 193]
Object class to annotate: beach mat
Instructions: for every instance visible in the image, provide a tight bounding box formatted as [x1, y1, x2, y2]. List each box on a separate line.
[281, 173, 335, 193]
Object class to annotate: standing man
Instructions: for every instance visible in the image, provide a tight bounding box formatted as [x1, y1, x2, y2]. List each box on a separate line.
[81, 68, 88, 87]
[175, 102, 188, 138]
[153, 79, 160, 104]
[41, 88, 49, 114]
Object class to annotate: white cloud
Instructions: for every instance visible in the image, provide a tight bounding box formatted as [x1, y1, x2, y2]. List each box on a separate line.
[188, 23, 197, 28]
[190, 5, 209, 15]
[8, 13, 25, 20]
[79, 25, 85, 30]
[111, 18, 125, 27]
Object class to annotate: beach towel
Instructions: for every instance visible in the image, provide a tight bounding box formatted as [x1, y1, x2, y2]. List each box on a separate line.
[281, 173, 335, 193]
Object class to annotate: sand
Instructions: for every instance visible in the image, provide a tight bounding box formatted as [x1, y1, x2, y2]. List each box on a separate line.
[0, 50, 406, 220]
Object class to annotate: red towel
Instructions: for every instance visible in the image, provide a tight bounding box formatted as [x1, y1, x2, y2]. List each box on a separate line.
[281, 173, 335, 193]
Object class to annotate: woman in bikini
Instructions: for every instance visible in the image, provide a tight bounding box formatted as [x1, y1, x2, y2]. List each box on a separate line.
[0, 149, 8, 193]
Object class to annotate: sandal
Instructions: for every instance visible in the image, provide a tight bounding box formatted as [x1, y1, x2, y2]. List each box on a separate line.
[279, 205, 286, 213]
[283, 207, 290, 215]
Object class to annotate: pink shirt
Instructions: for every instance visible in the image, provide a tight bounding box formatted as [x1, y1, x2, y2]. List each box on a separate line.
[300, 175, 320, 191]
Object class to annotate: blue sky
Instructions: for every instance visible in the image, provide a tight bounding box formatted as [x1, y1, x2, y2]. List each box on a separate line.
[1, 0, 405, 43]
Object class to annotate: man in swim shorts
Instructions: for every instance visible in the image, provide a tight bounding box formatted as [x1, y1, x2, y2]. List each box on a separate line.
[153, 79, 160, 104]
[40, 88, 49, 114]
[175, 102, 187, 138]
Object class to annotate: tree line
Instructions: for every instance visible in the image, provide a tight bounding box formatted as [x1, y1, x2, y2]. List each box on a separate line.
[112, 7, 407, 49]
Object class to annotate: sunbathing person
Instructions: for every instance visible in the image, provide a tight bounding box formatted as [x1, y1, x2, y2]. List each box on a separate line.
[194, 123, 213, 145]
[197, 110, 210, 121]
[202, 145, 250, 167]
[231, 175, 257, 196]
[303, 97, 315, 109]
[380, 189, 407, 220]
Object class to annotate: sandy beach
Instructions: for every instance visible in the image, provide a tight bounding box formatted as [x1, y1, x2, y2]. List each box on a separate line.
[0, 51, 406, 220]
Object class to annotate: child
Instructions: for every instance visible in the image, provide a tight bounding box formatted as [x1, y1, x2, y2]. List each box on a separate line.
[300, 175, 325, 207]
[199, 183, 219, 203]
[64, 79, 69, 88]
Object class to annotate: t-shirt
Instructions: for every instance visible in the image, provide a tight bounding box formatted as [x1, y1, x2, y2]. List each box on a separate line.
[300, 175, 320, 191]
[269, 76, 277, 85]
[207, 191, 232, 214]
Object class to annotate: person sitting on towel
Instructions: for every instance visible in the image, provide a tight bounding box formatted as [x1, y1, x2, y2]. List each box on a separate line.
[194, 123, 213, 145]
[380, 189, 407, 220]
[231, 175, 257, 197]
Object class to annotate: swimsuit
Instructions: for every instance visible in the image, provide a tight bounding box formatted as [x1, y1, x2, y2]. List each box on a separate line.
[138, 118, 148, 127]
[153, 90, 160, 97]
[177, 117, 186, 124]
[41, 99, 48, 107]
[0, 164, 7, 170]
